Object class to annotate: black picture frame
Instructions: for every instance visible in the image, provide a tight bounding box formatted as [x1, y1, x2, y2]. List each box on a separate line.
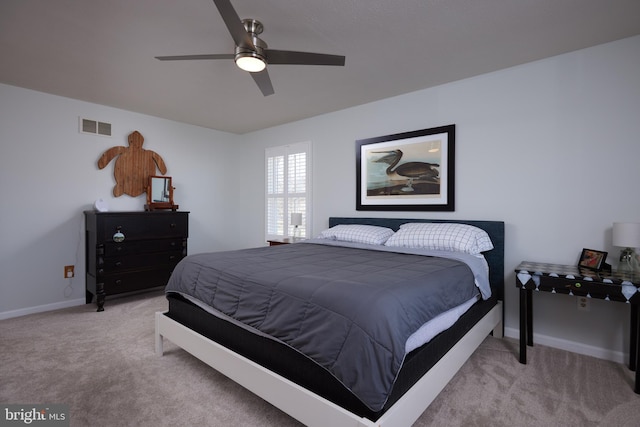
[578, 248, 608, 271]
[356, 124, 455, 211]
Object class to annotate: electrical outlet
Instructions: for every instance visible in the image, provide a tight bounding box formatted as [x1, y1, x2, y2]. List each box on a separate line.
[64, 265, 74, 278]
[577, 296, 590, 311]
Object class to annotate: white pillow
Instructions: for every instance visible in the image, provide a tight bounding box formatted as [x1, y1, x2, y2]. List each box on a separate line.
[318, 224, 395, 245]
[384, 222, 493, 254]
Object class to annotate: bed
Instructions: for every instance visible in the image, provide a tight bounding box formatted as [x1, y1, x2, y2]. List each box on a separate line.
[155, 217, 505, 426]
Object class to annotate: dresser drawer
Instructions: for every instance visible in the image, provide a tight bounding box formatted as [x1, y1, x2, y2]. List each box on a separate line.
[98, 251, 184, 274]
[102, 269, 175, 295]
[99, 212, 188, 241]
[101, 238, 186, 257]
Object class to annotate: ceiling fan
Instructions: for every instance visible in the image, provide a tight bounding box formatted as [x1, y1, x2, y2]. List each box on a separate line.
[155, 0, 346, 96]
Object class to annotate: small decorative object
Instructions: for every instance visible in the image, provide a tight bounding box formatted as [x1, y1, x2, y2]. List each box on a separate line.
[94, 198, 109, 212]
[145, 176, 178, 211]
[291, 212, 302, 240]
[578, 248, 608, 271]
[97, 130, 168, 197]
[613, 222, 640, 273]
[356, 125, 455, 211]
[113, 229, 125, 242]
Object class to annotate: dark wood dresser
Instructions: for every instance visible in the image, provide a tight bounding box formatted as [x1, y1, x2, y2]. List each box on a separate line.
[84, 210, 189, 311]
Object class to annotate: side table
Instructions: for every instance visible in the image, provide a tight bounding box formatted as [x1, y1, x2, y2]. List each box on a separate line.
[267, 238, 305, 246]
[515, 261, 640, 393]
[267, 238, 291, 246]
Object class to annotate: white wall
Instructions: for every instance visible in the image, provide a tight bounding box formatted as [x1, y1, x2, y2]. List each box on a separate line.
[1, 35, 639, 364]
[238, 35, 640, 363]
[0, 84, 241, 317]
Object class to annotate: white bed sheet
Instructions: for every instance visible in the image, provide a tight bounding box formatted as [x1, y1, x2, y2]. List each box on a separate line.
[405, 294, 479, 353]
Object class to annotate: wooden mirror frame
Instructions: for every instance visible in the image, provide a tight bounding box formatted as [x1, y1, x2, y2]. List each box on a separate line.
[145, 175, 179, 211]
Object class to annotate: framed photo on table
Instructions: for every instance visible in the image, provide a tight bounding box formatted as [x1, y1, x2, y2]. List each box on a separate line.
[578, 248, 608, 271]
[356, 124, 455, 211]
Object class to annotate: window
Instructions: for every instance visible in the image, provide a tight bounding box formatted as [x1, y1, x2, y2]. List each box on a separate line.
[266, 142, 311, 240]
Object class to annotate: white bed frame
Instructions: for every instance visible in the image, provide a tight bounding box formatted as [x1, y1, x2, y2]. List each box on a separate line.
[155, 301, 502, 427]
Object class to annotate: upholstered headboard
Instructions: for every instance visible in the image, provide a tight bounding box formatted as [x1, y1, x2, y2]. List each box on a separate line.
[328, 217, 505, 301]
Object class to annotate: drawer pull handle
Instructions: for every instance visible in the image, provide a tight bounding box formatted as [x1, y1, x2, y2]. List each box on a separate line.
[115, 279, 122, 285]
[115, 261, 122, 267]
[170, 223, 176, 228]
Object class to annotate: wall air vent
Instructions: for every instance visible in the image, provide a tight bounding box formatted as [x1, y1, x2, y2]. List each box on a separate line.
[80, 117, 112, 137]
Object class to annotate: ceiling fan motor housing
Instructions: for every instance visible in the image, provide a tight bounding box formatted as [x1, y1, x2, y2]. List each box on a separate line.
[235, 19, 267, 70]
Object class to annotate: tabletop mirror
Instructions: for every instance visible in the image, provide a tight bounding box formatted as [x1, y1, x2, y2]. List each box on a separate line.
[145, 175, 179, 211]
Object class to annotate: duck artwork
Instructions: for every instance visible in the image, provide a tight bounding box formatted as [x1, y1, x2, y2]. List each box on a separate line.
[372, 149, 439, 193]
[98, 131, 167, 197]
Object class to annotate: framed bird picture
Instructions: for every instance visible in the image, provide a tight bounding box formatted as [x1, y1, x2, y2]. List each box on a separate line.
[356, 124, 455, 211]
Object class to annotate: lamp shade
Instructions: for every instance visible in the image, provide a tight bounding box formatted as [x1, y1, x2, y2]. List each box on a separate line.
[612, 222, 640, 248]
[291, 213, 303, 227]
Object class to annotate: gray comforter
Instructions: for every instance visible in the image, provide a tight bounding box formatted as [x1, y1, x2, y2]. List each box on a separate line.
[165, 240, 481, 411]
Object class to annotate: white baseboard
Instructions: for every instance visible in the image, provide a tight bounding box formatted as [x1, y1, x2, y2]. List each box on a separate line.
[0, 298, 85, 320]
[504, 326, 627, 365]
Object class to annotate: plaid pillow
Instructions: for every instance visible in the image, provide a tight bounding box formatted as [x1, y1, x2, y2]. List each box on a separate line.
[384, 223, 493, 254]
[318, 224, 395, 245]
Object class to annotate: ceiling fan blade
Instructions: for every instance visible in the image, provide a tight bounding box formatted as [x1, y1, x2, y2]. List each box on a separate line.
[155, 54, 234, 61]
[266, 50, 345, 66]
[212, 0, 254, 49]
[251, 70, 274, 96]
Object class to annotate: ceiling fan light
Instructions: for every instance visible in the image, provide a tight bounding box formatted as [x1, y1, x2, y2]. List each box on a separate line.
[235, 54, 266, 73]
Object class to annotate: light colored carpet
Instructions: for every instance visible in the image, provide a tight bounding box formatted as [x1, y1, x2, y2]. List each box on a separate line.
[1, 291, 639, 426]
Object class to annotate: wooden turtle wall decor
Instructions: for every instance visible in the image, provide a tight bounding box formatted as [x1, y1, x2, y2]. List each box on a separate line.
[98, 131, 168, 197]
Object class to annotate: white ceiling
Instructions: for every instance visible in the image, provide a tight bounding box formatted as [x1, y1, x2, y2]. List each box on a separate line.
[1, 0, 639, 134]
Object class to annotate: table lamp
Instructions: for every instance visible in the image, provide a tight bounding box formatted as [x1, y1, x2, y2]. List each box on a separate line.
[291, 213, 302, 240]
[612, 222, 640, 273]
